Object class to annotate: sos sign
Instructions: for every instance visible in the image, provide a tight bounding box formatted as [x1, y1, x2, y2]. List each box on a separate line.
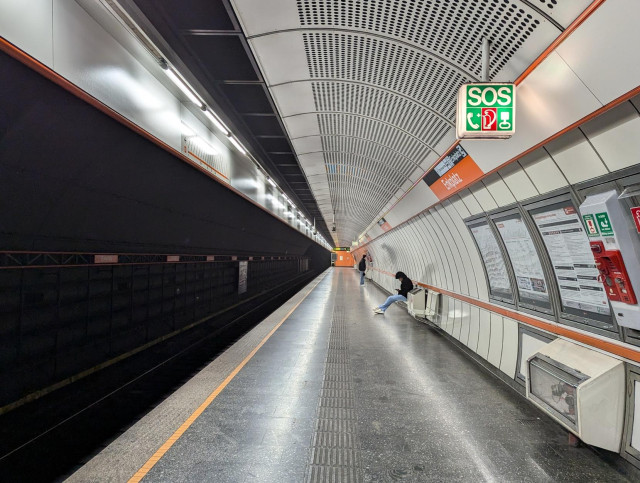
[456, 83, 516, 139]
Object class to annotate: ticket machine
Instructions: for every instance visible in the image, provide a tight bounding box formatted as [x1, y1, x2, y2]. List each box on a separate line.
[579, 190, 640, 329]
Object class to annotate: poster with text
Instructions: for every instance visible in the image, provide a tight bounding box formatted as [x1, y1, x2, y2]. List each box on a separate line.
[495, 215, 549, 304]
[532, 204, 610, 316]
[470, 223, 512, 299]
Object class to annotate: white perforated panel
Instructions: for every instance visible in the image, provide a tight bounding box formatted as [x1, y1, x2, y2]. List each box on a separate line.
[232, 0, 593, 245]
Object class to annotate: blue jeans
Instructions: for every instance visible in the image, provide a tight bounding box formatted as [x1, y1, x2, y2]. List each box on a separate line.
[360, 270, 365, 285]
[378, 294, 406, 312]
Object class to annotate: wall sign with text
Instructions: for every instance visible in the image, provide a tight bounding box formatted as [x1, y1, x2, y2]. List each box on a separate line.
[422, 144, 484, 200]
[456, 83, 516, 139]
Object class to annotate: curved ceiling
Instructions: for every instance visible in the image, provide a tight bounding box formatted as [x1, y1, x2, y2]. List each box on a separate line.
[231, 0, 592, 246]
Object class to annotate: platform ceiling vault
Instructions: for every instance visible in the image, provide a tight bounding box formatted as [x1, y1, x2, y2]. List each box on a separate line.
[128, 0, 593, 247]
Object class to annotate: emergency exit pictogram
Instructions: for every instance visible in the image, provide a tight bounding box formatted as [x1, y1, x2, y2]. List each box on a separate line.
[456, 83, 516, 139]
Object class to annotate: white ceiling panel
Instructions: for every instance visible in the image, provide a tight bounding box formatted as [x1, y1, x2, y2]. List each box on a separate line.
[283, 113, 321, 139]
[291, 136, 323, 155]
[231, 0, 593, 246]
[231, 0, 300, 36]
[271, 82, 318, 117]
[249, 32, 310, 86]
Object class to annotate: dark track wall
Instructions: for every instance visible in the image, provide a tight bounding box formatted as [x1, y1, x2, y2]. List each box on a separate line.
[0, 50, 328, 261]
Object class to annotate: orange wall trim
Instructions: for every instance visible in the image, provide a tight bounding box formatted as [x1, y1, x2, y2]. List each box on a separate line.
[369, 267, 640, 365]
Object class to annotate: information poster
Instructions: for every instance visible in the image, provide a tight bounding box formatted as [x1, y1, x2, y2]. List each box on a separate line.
[238, 261, 248, 295]
[532, 204, 610, 317]
[495, 215, 549, 304]
[469, 223, 512, 299]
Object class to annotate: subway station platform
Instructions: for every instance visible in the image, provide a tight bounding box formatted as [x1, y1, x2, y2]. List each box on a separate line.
[68, 268, 631, 482]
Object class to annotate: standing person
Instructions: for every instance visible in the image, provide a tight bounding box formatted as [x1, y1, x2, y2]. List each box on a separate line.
[373, 271, 413, 314]
[358, 254, 367, 285]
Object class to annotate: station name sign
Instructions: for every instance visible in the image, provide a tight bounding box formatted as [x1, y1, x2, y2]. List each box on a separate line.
[334, 247, 351, 252]
[423, 144, 483, 200]
[456, 83, 516, 139]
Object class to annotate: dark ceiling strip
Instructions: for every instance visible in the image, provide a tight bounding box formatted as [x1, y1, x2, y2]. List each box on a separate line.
[181, 29, 243, 36]
[0, 37, 327, 247]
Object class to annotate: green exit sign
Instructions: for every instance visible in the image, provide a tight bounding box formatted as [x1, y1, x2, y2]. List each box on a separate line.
[456, 83, 516, 139]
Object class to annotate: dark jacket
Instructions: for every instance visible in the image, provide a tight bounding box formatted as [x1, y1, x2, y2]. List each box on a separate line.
[398, 277, 414, 298]
[358, 258, 366, 271]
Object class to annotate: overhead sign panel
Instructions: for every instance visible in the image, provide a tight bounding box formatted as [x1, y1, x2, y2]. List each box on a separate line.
[422, 144, 483, 200]
[456, 83, 516, 139]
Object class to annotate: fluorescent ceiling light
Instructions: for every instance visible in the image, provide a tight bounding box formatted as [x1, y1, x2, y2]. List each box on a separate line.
[267, 177, 277, 188]
[204, 109, 229, 136]
[228, 135, 246, 155]
[165, 68, 201, 106]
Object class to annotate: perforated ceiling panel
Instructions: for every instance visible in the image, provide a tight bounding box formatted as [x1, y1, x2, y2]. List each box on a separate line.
[231, 0, 593, 246]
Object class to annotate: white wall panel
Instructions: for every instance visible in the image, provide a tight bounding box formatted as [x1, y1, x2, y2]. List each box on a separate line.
[385, 182, 437, 227]
[451, 196, 471, 220]
[440, 296, 450, 331]
[477, 310, 491, 359]
[249, 32, 310, 85]
[499, 318, 519, 379]
[231, 0, 300, 36]
[469, 185, 498, 212]
[291, 136, 323, 155]
[463, 52, 602, 175]
[458, 189, 483, 216]
[459, 302, 471, 346]
[447, 201, 488, 300]
[0, 0, 53, 66]
[417, 215, 441, 288]
[483, 174, 516, 208]
[443, 201, 481, 299]
[499, 162, 539, 202]
[556, 0, 640, 105]
[467, 306, 480, 352]
[53, 0, 182, 150]
[519, 332, 552, 379]
[581, 102, 640, 173]
[419, 215, 446, 289]
[433, 206, 466, 295]
[427, 209, 458, 292]
[519, 148, 569, 194]
[545, 129, 609, 184]
[631, 381, 640, 451]
[488, 313, 503, 368]
[452, 299, 462, 340]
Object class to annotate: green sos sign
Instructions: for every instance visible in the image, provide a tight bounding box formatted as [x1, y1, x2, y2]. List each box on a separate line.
[456, 83, 516, 139]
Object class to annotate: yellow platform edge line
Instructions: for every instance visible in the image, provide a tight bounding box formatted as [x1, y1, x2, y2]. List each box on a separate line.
[127, 272, 327, 483]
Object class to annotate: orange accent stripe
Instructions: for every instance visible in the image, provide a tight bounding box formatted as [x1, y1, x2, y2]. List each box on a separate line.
[378, 0, 608, 225]
[187, 150, 230, 180]
[367, 267, 640, 364]
[0, 38, 309, 233]
[128, 273, 326, 482]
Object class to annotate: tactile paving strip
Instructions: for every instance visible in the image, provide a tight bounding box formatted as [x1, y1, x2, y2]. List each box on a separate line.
[306, 304, 363, 482]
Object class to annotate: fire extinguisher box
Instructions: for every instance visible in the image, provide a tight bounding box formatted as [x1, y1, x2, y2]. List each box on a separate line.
[526, 339, 624, 452]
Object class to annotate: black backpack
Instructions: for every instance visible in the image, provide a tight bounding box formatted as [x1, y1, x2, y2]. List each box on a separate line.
[358, 259, 366, 271]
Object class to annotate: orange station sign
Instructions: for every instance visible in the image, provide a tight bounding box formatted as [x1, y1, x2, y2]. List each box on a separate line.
[423, 144, 483, 200]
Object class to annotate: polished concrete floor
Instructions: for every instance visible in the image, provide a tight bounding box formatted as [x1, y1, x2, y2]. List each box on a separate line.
[72, 268, 633, 482]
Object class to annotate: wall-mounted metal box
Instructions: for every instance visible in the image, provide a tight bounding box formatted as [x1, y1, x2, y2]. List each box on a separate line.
[408, 288, 426, 317]
[526, 338, 625, 451]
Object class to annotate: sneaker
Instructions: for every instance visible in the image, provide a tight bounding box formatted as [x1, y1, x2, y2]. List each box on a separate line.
[373, 308, 384, 314]
[372, 306, 380, 312]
